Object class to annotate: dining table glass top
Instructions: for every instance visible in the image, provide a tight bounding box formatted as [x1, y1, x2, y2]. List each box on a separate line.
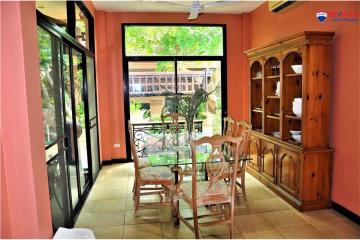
[142, 132, 251, 167]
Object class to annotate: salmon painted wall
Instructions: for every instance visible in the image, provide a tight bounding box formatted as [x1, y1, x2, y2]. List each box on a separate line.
[249, 2, 360, 215]
[1, 1, 52, 237]
[95, 12, 250, 160]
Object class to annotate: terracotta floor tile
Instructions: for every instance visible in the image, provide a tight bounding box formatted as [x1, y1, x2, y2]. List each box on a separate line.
[92, 226, 124, 239]
[88, 211, 125, 227]
[234, 213, 274, 233]
[123, 223, 163, 239]
[161, 222, 197, 238]
[88, 188, 127, 200]
[200, 224, 241, 238]
[246, 187, 276, 200]
[81, 200, 97, 213]
[262, 209, 308, 227]
[94, 199, 126, 212]
[124, 209, 160, 224]
[252, 197, 290, 213]
[242, 229, 284, 239]
[74, 212, 92, 228]
[276, 224, 325, 239]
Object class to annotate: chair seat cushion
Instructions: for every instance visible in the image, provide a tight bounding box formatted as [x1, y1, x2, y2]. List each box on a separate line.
[140, 166, 174, 183]
[181, 181, 231, 206]
[139, 157, 151, 168]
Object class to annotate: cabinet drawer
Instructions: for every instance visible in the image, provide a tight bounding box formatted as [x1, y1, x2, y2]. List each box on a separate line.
[261, 140, 276, 182]
[277, 148, 300, 197]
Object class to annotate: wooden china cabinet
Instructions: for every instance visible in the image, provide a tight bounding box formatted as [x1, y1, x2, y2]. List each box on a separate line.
[244, 32, 334, 211]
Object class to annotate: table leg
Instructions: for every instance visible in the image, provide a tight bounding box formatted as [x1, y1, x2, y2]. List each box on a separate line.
[173, 170, 180, 227]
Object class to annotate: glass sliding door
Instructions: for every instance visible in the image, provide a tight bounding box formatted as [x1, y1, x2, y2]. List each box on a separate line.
[86, 56, 100, 180]
[63, 44, 80, 208]
[72, 49, 90, 194]
[37, 26, 72, 230]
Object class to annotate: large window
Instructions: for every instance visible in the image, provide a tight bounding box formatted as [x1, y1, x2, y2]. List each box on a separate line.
[125, 25, 223, 56]
[124, 25, 226, 159]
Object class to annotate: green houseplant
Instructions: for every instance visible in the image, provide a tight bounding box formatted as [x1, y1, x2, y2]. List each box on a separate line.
[162, 88, 215, 136]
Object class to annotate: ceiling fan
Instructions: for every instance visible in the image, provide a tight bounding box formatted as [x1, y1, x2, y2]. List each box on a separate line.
[158, 0, 233, 20]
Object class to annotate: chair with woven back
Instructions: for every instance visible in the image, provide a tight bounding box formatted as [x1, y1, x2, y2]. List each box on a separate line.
[170, 135, 245, 239]
[128, 122, 174, 215]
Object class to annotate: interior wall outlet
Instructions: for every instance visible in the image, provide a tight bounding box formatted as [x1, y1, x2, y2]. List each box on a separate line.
[114, 143, 121, 148]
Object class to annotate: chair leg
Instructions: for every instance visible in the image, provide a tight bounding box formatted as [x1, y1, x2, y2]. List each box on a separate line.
[193, 207, 200, 239]
[230, 203, 235, 239]
[241, 181, 248, 206]
[134, 181, 141, 216]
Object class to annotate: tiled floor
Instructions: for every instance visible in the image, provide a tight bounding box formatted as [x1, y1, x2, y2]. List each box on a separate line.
[75, 163, 360, 239]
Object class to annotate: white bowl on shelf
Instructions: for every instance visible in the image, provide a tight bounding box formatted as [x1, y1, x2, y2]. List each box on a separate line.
[290, 130, 301, 135]
[292, 134, 301, 142]
[292, 99, 302, 117]
[291, 65, 302, 74]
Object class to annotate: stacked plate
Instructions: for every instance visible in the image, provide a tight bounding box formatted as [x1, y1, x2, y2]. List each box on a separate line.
[290, 130, 301, 142]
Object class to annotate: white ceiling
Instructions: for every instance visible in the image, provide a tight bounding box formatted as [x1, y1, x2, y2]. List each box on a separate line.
[91, 0, 264, 14]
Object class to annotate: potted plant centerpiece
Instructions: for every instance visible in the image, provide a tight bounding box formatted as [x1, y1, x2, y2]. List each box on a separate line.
[162, 88, 215, 139]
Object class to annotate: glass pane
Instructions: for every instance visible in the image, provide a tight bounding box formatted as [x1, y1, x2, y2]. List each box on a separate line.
[90, 126, 100, 180]
[37, 27, 64, 158]
[75, 4, 89, 48]
[125, 26, 223, 56]
[72, 49, 90, 193]
[47, 152, 71, 230]
[63, 45, 79, 207]
[129, 61, 175, 123]
[36, 1, 67, 30]
[86, 56, 100, 179]
[177, 61, 222, 135]
[86, 57, 96, 119]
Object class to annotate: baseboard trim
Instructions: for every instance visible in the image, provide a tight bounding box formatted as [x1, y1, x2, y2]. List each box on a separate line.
[101, 158, 130, 165]
[332, 201, 360, 225]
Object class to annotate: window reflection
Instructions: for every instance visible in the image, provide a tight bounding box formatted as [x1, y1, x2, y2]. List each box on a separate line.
[75, 4, 89, 48]
[36, 1, 67, 30]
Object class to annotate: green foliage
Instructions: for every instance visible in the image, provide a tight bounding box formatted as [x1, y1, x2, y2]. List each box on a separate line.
[125, 26, 223, 56]
[163, 88, 212, 132]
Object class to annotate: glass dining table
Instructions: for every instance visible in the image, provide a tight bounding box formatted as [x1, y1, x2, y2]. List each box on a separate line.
[142, 131, 251, 183]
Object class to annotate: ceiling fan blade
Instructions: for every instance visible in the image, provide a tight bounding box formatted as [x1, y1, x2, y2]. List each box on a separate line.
[188, 9, 199, 20]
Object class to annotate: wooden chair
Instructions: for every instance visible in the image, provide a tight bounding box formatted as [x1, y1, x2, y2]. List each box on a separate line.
[161, 112, 180, 134]
[223, 116, 235, 136]
[170, 135, 244, 239]
[128, 122, 174, 215]
[221, 120, 252, 205]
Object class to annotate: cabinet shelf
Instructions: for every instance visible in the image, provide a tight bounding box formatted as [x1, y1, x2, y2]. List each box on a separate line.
[252, 108, 263, 113]
[267, 114, 280, 120]
[251, 77, 262, 80]
[267, 95, 280, 99]
[285, 114, 302, 120]
[266, 75, 280, 79]
[285, 73, 302, 77]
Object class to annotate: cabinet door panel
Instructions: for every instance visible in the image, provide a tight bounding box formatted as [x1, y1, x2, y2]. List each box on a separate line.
[261, 141, 276, 182]
[278, 148, 300, 197]
[248, 136, 260, 172]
